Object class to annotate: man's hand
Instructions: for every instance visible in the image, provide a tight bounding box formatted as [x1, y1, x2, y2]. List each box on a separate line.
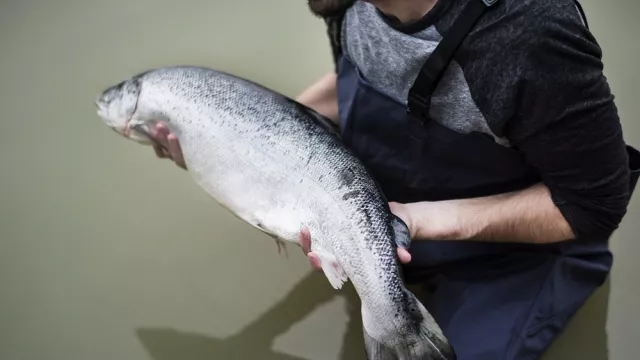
[299, 183, 578, 270]
[389, 200, 470, 241]
[299, 204, 414, 271]
[148, 122, 187, 170]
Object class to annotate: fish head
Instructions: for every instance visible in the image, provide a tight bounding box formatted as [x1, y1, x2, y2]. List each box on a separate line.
[95, 77, 151, 144]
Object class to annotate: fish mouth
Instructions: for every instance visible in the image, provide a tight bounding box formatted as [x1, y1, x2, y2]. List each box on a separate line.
[94, 99, 130, 138]
[94, 94, 105, 110]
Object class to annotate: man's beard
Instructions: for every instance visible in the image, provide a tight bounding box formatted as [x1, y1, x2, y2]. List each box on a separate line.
[307, 0, 356, 17]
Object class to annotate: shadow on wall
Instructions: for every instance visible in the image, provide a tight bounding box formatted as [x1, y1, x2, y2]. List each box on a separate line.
[136, 270, 366, 360]
[136, 272, 611, 360]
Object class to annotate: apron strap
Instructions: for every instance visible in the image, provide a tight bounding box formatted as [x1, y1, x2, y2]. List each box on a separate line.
[407, 0, 500, 121]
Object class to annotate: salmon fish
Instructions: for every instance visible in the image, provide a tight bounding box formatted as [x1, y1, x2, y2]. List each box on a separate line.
[94, 65, 454, 360]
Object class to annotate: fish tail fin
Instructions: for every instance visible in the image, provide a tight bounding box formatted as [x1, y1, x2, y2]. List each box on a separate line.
[361, 297, 455, 360]
[397, 299, 456, 360]
[363, 326, 398, 360]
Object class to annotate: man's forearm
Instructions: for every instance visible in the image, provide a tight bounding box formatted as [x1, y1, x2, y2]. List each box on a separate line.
[295, 71, 339, 125]
[409, 183, 577, 244]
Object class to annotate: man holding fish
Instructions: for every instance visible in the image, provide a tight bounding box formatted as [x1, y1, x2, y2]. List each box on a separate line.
[146, 0, 640, 359]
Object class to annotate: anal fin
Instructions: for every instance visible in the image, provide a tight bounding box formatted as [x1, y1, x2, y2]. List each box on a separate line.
[314, 248, 348, 290]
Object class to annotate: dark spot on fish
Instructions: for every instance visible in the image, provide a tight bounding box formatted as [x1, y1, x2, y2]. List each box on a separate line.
[340, 168, 356, 187]
[362, 206, 373, 229]
[305, 153, 314, 167]
[342, 190, 360, 201]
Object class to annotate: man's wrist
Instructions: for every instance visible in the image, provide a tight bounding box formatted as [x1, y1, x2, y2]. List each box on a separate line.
[400, 200, 482, 241]
[458, 183, 575, 243]
[446, 197, 491, 241]
[427, 198, 490, 241]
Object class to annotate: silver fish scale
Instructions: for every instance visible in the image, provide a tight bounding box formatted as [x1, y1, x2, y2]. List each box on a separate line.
[121, 66, 450, 357]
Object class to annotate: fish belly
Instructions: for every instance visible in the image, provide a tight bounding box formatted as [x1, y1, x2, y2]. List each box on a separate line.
[181, 121, 350, 250]
[136, 78, 428, 352]
[177, 118, 395, 296]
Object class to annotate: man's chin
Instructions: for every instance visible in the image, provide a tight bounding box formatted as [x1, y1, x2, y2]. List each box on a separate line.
[307, 0, 356, 18]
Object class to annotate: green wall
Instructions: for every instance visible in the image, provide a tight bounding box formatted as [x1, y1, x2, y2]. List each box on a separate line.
[0, 1, 637, 359]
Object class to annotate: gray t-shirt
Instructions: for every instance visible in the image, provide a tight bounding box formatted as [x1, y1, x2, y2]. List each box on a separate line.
[342, 0, 503, 142]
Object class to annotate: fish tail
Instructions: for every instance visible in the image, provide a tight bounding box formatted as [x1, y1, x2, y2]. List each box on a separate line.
[361, 292, 455, 360]
[397, 299, 456, 360]
[363, 325, 398, 360]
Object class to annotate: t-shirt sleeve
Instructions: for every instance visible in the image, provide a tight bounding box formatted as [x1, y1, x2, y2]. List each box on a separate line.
[506, 2, 632, 241]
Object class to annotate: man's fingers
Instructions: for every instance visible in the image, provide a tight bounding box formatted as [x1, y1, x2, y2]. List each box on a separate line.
[299, 226, 311, 254]
[153, 144, 167, 158]
[298, 226, 321, 271]
[149, 123, 159, 138]
[308, 253, 322, 270]
[298, 227, 406, 270]
[155, 122, 170, 137]
[150, 123, 172, 159]
[167, 134, 187, 169]
[150, 123, 165, 141]
[397, 248, 412, 264]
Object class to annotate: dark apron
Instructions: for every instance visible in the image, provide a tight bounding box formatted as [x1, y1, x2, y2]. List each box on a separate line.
[333, 0, 640, 358]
